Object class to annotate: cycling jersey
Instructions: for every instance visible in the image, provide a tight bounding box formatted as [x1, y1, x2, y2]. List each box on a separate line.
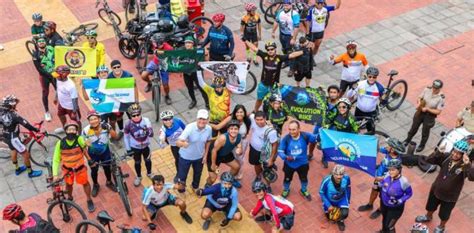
[251, 193, 294, 229]
[306, 6, 334, 33]
[278, 132, 316, 168]
[82, 125, 111, 155]
[293, 46, 313, 73]
[142, 183, 174, 206]
[82, 42, 106, 68]
[325, 113, 359, 133]
[375, 148, 401, 177]
[202, 25, 234, 56]
[0, 110, 39, 138]
[124, 117, 154, 150]
[379, 174, 413, 208]
[319, 174, 351, 210]
[241, 14, 261, 36]
[202, 183, 239, 219]
[52, 136, 87, 176]
[332, 52, 368, 82]
[31, 23, 45, 36]
[197, 74, 231, 123]
[267, 106, 291, 133]
[275, 9, 300, 35]
[256, 50, 289, 86]
[159, 117, 185, 146]
[348, 80, 385, 113]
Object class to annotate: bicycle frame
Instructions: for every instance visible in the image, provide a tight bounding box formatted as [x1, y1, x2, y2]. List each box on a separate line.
[19, 121, 47, 147]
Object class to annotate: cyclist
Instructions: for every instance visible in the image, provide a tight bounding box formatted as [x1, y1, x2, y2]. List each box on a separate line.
[2, 204, 58, 233]
[324, 98, 359, 133]
[82, 30, 105, 68]
[158, 110, 186, 182]
[54, 65, 81, 132]
[202, 13, 235, 61]
[305, 0, 342, 56]
[241, 2, 262, 65]
[31, 13, 45, 39]
[250, 181, 295, 232]
[196, 172, 242, 230]
[292, 36, 314, 87]
[32, 37, 56, 122]
[272, 0, 300, 77]
[52, 121, 96, 212]
[0, 95, 42, 178]
[43, 21, 64, 47]
[319, 165, 351, 231]
[265, 93, 293, 135]
[278, 120, 316, 200]
[82, 110, 119, 197]
[243, 40, 303, 112]
[141, 34, 173, 105]
[330, 40, 369, 96]
[182, 36, 208, 109]
[378, 159, 413, 233]
[207, 120, 243, 188]
[142, 175, 193, 231]
[358, 138, 405, 220]
[347, 66, 385, 135]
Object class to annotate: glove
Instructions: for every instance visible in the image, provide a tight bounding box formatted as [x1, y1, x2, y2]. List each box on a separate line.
[220, 218, 230, 227]
[148, 223, 157, 230]
[101, 122, 111, 130]
[195, 188, 203, 197]
[286, 156, 295, 161]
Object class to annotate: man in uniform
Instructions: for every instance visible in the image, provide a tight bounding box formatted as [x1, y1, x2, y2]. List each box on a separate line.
[403, 80, 445, 152]
[456, 101, 474, 133]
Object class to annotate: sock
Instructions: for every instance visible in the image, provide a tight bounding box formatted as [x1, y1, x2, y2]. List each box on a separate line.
[245, 49, 251, 60]
[283, 181, 290, 191]
[301, 181, 308, 192]
[26, 166, 32, 173]
[13, 161, 19, 170]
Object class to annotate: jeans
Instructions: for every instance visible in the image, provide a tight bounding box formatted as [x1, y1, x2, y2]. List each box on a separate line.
[177, 157, 204, 189]
[279, 33, 294, 70]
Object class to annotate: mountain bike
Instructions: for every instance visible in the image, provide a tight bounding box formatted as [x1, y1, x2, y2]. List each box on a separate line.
[75, 210, 142, 233]
[380, 70, 407, 111]
[264, 1, 309, 25]
[63, 23, 100, 46]
[96, 0, 123, 39]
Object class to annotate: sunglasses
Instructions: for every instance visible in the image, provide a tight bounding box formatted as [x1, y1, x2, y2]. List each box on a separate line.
[87, 36, 96, 39]
[338, 106, 348, 109]
[368, 75, 377, 79]
[267, 48, 275, 51]
[162, 118, 172, 122]
[112, 66, 121, 69]
[131, 114, 141, 118]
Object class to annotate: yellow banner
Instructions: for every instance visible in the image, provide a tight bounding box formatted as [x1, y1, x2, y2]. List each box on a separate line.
[54, 46, 96, 77]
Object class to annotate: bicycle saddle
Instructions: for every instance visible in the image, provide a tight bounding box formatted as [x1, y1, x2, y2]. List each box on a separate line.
[97, 210, 115, 224]
[388, 70, 398, 76]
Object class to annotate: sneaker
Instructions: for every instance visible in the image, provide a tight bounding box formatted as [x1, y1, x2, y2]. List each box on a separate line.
[106, 181, 117, 192]
[416, 145, 425, 153]
[28, 170, 42, 178]
[370, 209, 382, 219]
[147, 173, 154, 179]
[44, 112, 52, 122]
[287, 70, 294, 77]
[255, 214, 271, 222]
[15, 166, 27, 176]
[233, 180, 242, 189]
[180, 211, 193, 224]
[92, 184, 100, 197]
[337, 221, 346, 231]
[202, 218, 211, 231]
[300, 189, 312, 201]
[87, 200, 96, 212]
[434, 226, 445, 233]
[54, 127, 65, 134]
[415, 215, 432, 223]
[165, 96, 172, 105]
[188, 100, 197, 109]
[134, 177, 142, 187]
[144, 83, 152, 93]
[357, 204, 373, 212]
[281, 189, 290, 198]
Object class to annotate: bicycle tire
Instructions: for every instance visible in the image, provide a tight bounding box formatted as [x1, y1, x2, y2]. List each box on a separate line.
[190, 16, 214, 39]
[28, 133, 61, 168]
[98, 9, 122, 26]
[116, 173, 133, 216]
[47, 200, 87, 229]
[264, 2, 283, 25]
[243, 71, 257, 95]
[385, 79, 408, 111]
[152, 75, 161, 122]
[119, 37, 139, 59]
[25, 40, 37, 57]
[135, 43, 147, 72]
[75, 219, 107, 233]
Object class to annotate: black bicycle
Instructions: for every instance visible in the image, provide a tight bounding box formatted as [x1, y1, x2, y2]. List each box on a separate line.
[263, 1, 309, 25]
[75, 210, 143, 233]
[96, 0, 122, 39]
[63, 23, 100, 46]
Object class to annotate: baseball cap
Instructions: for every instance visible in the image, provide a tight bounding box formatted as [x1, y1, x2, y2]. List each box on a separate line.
[197, 109, 209, 119]
[432, 79, 443, 89]
[110, 60, 121, 67]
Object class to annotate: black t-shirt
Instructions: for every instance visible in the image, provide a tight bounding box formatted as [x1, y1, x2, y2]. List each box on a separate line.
[257, 50, 289, 86]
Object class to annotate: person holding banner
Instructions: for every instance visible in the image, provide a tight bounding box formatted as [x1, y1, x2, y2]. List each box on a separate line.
[265, 93, 294, 135]
[324, 98, 359, 134]
[378, 159, 413, 233]
[314, 85, 341, 142]
[319, 165, 351, 231]
[278, 120, 317, 200]
[82, 30, 105, 68]
[182, 36, 208, 109]
[54, 65, 81, 133]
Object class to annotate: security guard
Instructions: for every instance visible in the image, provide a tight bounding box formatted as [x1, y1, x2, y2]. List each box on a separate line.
[455, 101, 474, 133]
[404, 80, 445, 152]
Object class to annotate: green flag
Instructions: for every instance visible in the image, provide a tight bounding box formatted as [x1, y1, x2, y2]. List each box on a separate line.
[159, 48, 204, 73]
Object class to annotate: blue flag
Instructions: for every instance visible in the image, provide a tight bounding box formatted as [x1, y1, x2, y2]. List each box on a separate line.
[320, 129, 377, 177]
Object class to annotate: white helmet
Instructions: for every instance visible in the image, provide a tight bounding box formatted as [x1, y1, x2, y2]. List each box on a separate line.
[160, 110, 174, 120]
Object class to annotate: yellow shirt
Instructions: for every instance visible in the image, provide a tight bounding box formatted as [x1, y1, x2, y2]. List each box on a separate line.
[82, 42, 106, 68]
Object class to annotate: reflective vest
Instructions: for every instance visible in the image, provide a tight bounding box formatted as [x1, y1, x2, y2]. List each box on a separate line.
[60, 138, 85, 169]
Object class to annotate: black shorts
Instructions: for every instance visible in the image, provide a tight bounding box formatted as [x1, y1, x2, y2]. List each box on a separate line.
[204, 199, 241, 216]
[294, 71, 312, 82]
[248, 145, 261, 166]
[308, 31, 324, 41]
[243, 33, 258, 43]
[340, 80, 359, 92]
[206, 152, 235, 172]
[426, 190, 456, 221]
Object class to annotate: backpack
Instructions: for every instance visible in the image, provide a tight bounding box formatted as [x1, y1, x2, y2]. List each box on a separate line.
[260, 127, 279, 163]
[21, 213, 59, 233]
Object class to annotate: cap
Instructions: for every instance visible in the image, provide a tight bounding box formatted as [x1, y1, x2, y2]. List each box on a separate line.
[110, 60, 121, 67]
[37, 37, 46, 43]
[197, 109, 209, 119]
[432, 79, 443, 89]
[184, 36, 195, 44]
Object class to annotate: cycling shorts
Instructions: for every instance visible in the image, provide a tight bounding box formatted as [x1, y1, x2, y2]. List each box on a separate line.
[6, 137, 27, 153]
[257, 82, 272, 100]
[63, 166, 88, 185]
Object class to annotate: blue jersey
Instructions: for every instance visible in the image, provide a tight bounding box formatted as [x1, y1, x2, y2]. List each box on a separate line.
[319, 175, 351, 210]
[278, 132, 316, 169]
[275, 9, 300, 35]
[375, 148, 401, 177]
[202, 183, 239, 219]
[202, 25, 234, 56]
[160, 118, 186, 146]
[379, 175, 413, 208]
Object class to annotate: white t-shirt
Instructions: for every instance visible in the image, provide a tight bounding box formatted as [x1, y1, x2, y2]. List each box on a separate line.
[347, 80, 384, 112]
[309, 7, 330, 33]
[57, 79, 78, 110]
[178, 122, 212, 160]
[249, 114, 278, 151]
[142, 183, 174, 206]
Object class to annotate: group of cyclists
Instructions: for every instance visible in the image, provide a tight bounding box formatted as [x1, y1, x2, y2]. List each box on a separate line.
[1, 0, 474, 233]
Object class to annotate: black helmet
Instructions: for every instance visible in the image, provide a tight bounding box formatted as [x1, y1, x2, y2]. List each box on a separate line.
[177, 15, 189, 29]
[387, 159, 402, 171]
[220, 171, 234, 183]
[2, 95, 19, 108]
[386, 138, 406, 154]
[269, 93, 282, 102]
[264, 41, 277, 50]
[366, 67, 379, 77]
[252, 180, 267, 193]
[157, 19, 174, 33]
[227, 119, 241, 128]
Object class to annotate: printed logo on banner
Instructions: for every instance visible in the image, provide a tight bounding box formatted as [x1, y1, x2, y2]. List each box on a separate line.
[65, 49, 86, 68]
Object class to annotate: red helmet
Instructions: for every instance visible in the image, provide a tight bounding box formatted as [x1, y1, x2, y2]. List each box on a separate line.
[245, 3, 257, 11]
[212, 13, 225, 23]
[87, 110, 100, 120]
[44, 21, 57, 31]
[3, 204, 22, 220]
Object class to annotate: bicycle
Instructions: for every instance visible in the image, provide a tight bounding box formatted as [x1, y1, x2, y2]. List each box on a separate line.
[25, 39, 38, 57]
[95, 152, 133, 216]
[45, 166, 87, 229]
[263, 1, 309, 25]
[380, 70, 408, 111]
[63, 23, 100, 46]
[75, 210, 143, 233]
[96, 0, 123, 39]
[151, 69, 162, 122]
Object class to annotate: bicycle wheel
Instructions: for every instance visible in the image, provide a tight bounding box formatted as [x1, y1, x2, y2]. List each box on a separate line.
[75, 219, 107, 233]
[119, 36, 139, 59]
[98, 9, 122, 26]
[190, 16, 214, 39]
[385, 79, 408, 111]
[264, 2, 283, 25]
[116, 173, 133, 216]
[135, 43, 147, 72]
[152, 77, 161, 122]
[243, 71, 257, 95]
[47, 200, 87, 229]
[25, 40, 37, 57]
[29, 133, 61, 167]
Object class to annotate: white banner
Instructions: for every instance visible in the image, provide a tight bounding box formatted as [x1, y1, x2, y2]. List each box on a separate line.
[199, 61, 249, 94]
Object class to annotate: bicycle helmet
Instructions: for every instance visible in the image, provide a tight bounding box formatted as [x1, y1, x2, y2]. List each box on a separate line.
[43, 21, 57, 31]
[32, 13, 43, 21]
[387, 159, 403, 170]
[332, 164, 345, 175]
[269, 93, 282, 102]
[212, 13, 225, 23]
[64, 121, 79, 131]
[157, 19, 174, 33]
[263, 168, 278, 183]
[264, 41, 277, 50]
[220, 171, 234, 183]
[212, 76, 226, 88]
[227, 119, 241, 128]
[2, 95, 19, 107]
[245, 2, 257, 12]
[160, 110, 174, 120]
[337, 98, 351, 107]
[327, 84, 340, 93]
[127, 103, 142, 115]
[85, 29, 97, 37]
[252, 180, 267, 193]
[346, 40, 357, 49]
[86, 110, 100, 120]
[453, 140, 469, 153]
[176, 15, 189, 29]
[432, 79, 443, 89]
[2, 204, 22, 220]
[283, 0, 292, 4]
[386, 138, 406, 154]
[328, 207, 341, 221]
[96, 65, 109, 73]
[366, 67, 379, 77]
